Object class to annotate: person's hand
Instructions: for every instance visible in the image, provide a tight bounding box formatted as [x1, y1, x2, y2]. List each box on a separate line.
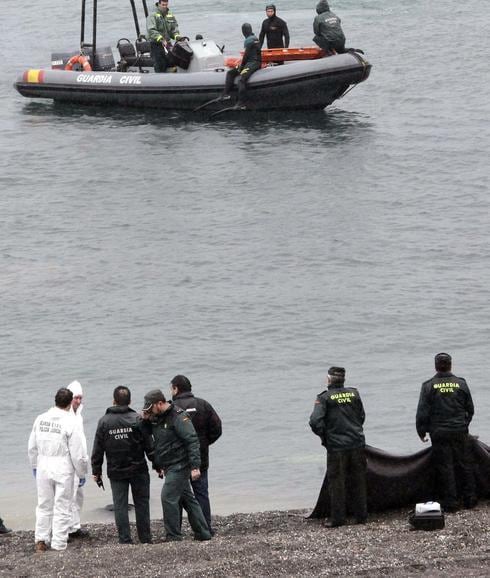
[156, 469, 164, 479]
[419, 434, 428, 443]
[78, 477, 86, 487]
[191, 468, 201, 481]
[32, 469, 37, 478]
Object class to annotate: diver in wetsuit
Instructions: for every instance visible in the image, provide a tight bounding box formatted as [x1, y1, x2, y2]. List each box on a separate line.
[222, 23, 262, 109]
[312, 0, 346, 54]
[259, 5, 290, 49]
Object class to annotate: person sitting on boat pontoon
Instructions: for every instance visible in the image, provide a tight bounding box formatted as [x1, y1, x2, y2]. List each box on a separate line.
[221, 23, 262, 110]
[312, 0, 346, 55]
[147, 0, 181, 72]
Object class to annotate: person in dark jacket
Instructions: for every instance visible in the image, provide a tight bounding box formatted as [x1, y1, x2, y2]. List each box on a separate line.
[312, 0, 346, 54]
[416, 353, 477, 511]
[171, 375, 222, 534]
[91, 386, 153, 544]
[259, 5, 290, 49]
[0, 517, 11, 534]
[141, 389, 211, 542]
[309, 367, 367, 527]
[222, 23, 262, 108]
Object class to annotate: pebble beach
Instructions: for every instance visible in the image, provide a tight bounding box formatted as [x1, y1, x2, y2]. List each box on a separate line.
[1, 503, 489, 577]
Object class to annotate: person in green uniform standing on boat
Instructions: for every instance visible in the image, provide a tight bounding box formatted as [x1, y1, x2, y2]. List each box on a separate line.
[147, 0, 181, 72]
[221, 23, 262, 109]
[141, 389, 211, 542]
[312, 0, 346, 54]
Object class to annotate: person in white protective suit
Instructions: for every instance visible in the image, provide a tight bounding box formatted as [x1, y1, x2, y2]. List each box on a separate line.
[28, 387, 88, 552]
[67, 380, 89, 539]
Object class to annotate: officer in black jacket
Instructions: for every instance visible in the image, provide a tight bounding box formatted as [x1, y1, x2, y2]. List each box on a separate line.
[171, 375, 222, 534]
[416, 353, 477, 511]
[259, 5, 290, 49]
[309, 367, 367, 527]
[91, 386, 153, 544]
[141, 389, 211, 542]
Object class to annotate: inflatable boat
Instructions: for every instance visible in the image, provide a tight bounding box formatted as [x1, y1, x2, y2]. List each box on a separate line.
[14, 0, 371, 112]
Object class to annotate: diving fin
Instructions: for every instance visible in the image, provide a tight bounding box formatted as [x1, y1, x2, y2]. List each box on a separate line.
[209, 104, 248, 119]
[193, 95, 230, 112]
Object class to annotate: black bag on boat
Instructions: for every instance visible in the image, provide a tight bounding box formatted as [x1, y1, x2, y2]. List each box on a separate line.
[170, 40, 193, 69]
[409, 502, 445, 531]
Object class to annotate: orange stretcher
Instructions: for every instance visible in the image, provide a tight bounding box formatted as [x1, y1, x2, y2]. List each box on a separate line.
[225, 47, 326, 69]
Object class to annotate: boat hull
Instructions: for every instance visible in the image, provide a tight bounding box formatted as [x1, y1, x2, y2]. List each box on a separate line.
[15, 52, 371, 111]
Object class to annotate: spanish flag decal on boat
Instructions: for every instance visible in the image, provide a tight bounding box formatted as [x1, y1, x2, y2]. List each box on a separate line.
[23, 70, 45, 83]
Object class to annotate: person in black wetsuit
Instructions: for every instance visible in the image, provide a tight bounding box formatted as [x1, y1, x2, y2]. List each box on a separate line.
[416, 353, 477, 512]
[222, 23, 262, 109]
[309, 367, 367, 528]
[259, 5, 290, 49]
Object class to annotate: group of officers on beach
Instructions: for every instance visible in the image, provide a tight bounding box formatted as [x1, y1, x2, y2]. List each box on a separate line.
[27, 376, 222, 551]
[147, 0, 347, 107]
[24, 351, 477, 550]
[310, 352, 477, 528]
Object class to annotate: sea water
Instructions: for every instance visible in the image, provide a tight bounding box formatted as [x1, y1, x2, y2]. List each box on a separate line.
[1, 0, 489, 529]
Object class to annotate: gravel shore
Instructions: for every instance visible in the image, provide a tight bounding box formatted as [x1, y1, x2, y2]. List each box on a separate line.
[1, 502, 489, 577]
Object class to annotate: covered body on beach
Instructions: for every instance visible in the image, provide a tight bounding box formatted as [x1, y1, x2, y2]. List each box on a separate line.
[309, 438, 490, 517]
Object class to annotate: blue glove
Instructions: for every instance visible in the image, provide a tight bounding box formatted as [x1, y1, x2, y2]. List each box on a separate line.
[32, 469, 37, 478]
[78, 477, 86, 487]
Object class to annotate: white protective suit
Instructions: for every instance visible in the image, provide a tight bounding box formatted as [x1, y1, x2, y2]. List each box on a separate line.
[67, 380, 87, 533]
[28, 405, 88, 550]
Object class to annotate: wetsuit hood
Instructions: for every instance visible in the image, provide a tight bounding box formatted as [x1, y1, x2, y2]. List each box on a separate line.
[242, 22, 253, 38]
[266, 4, 276, 16]
[316, 0, 330, 14]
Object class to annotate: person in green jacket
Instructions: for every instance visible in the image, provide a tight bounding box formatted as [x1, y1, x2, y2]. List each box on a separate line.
[141, 389, 211, 542]
[312, 0, 346, 54]
[147, 0, 181, 72]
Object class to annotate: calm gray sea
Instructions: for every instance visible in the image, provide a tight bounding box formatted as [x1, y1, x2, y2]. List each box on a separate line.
[1, 0, 489, 529]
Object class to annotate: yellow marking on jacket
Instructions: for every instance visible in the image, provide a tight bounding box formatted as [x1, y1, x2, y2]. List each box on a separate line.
[433, 382, 460, 393]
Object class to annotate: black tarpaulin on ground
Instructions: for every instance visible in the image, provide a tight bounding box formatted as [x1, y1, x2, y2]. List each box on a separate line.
[309, 438, 490, 518]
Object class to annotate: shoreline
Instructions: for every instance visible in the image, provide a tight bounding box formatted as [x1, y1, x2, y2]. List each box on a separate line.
[1, 503, 489, 577]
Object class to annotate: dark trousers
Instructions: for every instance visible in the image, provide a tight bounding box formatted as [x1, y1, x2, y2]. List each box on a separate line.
[224, 64, 260, 104]
[191, 469, 212, 533]
[313, 35, 345, 54]
[150, 41, 170, 73]
[162, 466, 211, 540]
[430, 432, 476, 509]
[110, 470, 151, 544]
[327, 448, 367, 525]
